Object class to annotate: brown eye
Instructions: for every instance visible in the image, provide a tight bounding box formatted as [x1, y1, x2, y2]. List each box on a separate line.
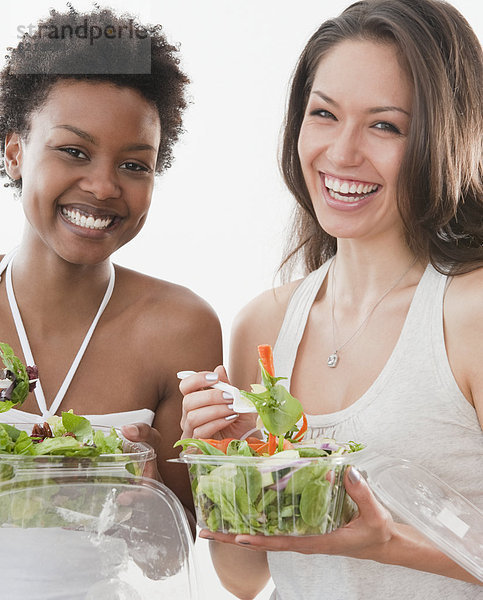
[120, 162, 150, 172]
[60, 147, 88, 159]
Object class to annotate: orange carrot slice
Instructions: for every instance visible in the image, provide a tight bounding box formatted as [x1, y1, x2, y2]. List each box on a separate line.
[293, 413, 308, 441]
[258, 344, 275, 377]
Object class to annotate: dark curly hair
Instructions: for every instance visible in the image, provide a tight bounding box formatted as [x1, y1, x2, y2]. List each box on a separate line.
[280, 0, 482, 277]
[0, 6, 189, 188]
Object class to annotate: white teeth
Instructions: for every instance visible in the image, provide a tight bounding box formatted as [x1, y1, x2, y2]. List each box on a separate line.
[328, 189, 372, 203]
[61, 208, 114, 230]
[328, 189, 358, 202]
[324, 175, 379, 197]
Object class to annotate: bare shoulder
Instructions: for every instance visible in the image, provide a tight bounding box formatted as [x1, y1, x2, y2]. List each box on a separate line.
[229, 278, 303, 388]
[113, 264, 222, 371]
[233, 279, 302, 342]
[444, 266, 483, 420]
[114, 264, 219, 326]
[445, 266, 483, 329]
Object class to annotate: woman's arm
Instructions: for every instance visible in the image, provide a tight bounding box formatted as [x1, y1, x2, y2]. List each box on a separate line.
[208, 541, 270, 600]
[194, 287, 296, 596]
[444, 266, 483, 427]
[179, 362, 271, 597]
[179, 288, 293, 595]
[124, 284, 223, 523]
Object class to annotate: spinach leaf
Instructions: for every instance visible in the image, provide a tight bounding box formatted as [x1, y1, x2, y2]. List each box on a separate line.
[285, 462, 329, 495]
[240, 362, 303, 436]
[300, 479, 331, 527]
[174, 438, 225, 456]
[226, 440, 257, 457]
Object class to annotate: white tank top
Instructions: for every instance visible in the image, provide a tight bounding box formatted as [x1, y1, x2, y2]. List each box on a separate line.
[269, 260, 483, 599]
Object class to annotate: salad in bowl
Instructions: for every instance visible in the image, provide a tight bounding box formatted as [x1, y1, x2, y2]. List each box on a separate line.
[173, 345, 365, 536]
[0, 342, 154, 475]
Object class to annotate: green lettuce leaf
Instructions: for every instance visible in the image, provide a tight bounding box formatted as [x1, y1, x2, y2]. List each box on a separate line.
[31, 436, 99, 456]
[0, 400, 17, 414]
[0, 413, 124, 457]
[61, 411, 93, 443]
[174, 438, 225, 456]
[14, 430, 36, 455]
[94, 428, 123, 454]
[240, 361, 303, 435]
[46, 415, 66, 437]
[0, 342, 30, 408]
[0, 424, 16, 452]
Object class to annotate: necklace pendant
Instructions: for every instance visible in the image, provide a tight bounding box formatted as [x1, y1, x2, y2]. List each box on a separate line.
[327, 352, 339, 368]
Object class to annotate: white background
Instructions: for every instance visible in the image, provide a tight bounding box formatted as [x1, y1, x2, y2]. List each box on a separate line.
[1, 1, 481, 598]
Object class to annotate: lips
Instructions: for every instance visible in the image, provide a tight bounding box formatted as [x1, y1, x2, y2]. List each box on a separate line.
[60, 206, 121, 230]
[323, 174, 380, 203]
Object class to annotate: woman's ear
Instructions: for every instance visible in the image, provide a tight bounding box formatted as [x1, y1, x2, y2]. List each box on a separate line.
[4, 132, 23, 181]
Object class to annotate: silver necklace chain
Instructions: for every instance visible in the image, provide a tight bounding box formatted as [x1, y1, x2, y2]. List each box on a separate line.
[327, 257, 417, 368]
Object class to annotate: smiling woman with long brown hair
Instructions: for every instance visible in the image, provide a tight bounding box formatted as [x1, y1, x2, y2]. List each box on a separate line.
[179, 1, 482, 598]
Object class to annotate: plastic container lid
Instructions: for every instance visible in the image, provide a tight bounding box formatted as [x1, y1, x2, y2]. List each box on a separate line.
[0, 472, 200, 599]
[354, 452, 483, 582]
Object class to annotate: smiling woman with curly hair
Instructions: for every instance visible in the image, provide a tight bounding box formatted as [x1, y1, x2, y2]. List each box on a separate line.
[0, 3, 222, 558]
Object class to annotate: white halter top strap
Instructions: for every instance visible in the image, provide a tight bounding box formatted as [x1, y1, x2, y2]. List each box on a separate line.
[3, 250, 115, 418]
[0, 248, 18, 280]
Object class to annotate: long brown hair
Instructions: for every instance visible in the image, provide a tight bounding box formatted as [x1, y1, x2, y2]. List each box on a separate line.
[280, 0, 482, 278]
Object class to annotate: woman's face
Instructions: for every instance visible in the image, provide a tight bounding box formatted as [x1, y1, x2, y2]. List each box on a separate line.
[298, 39, 413, 243]
[5, 80, 161, 265]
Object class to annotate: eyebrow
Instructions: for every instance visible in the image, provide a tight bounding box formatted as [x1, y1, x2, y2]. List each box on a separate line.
[54, 124, 96, 143]
[311, 90, 410, 117]
[53, 125, 157, 153]
[122, 143, 157, 153]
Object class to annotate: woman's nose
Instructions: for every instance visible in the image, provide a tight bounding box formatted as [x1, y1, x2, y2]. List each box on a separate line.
[326, 124, 363, 168]
[78, 161, 121, 201]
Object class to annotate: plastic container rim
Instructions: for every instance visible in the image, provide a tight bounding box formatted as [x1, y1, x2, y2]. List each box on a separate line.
[0, 422, 155, 463]
[169, 445, 368, 467]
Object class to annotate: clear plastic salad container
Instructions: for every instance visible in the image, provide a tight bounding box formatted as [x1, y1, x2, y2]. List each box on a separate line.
[172, 445, 366, 536]
[0, 470, 200, 600]
[0, 422, 155, 478]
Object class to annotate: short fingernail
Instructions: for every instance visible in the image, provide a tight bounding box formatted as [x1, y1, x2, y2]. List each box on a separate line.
[348, 466, 361, 484]
[222, 391, 233, 400]
[225, 414, 239, 421]
[205, 372, 218, 382]
[123, 424, 139, 436]
[199, 532, 214, 540]
[237, 540, 251, 546]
